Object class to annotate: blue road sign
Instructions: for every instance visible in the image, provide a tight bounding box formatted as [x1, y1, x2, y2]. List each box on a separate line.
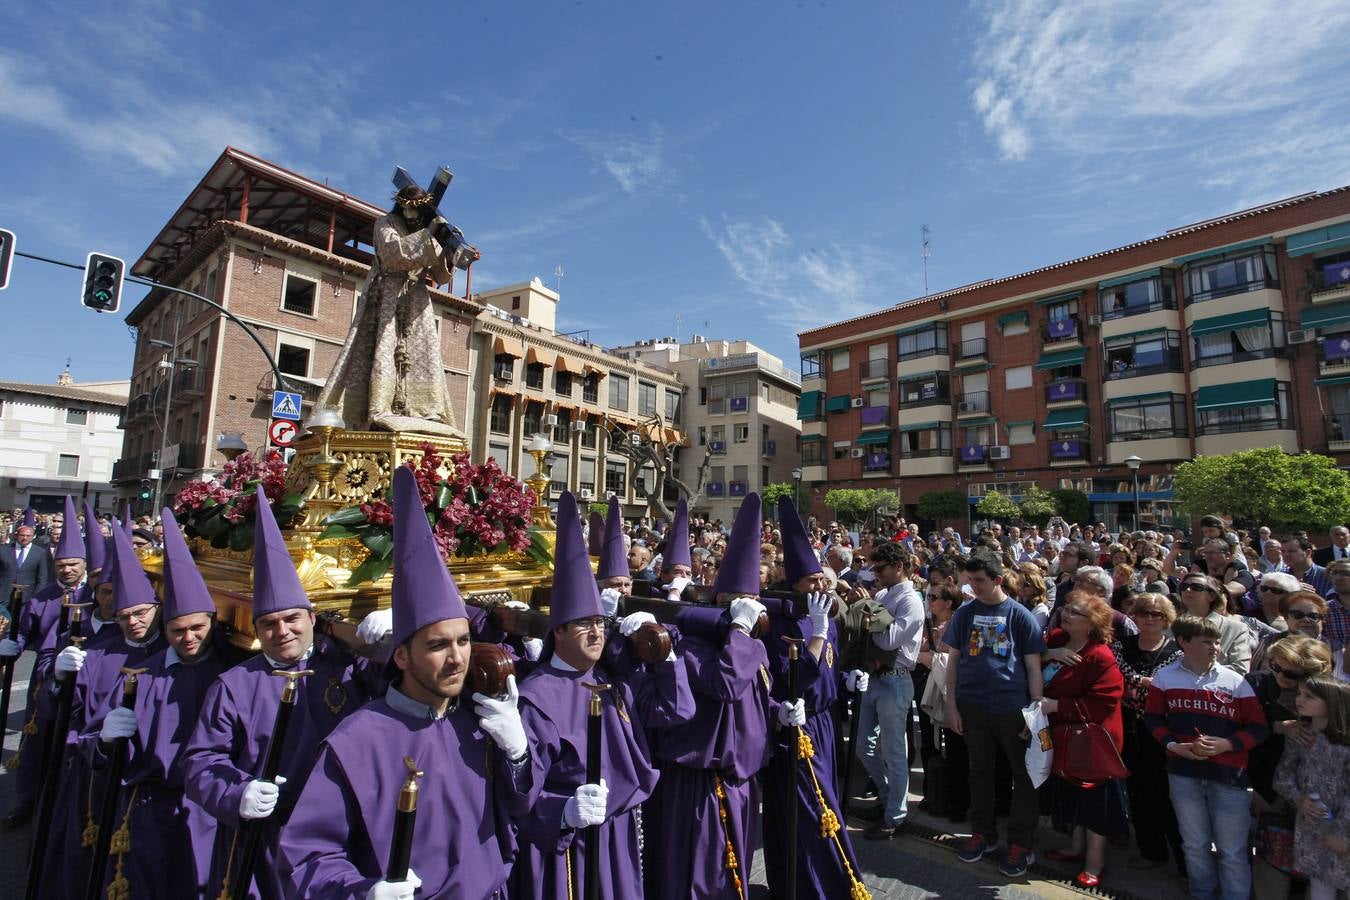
[272, 390, 303, 421]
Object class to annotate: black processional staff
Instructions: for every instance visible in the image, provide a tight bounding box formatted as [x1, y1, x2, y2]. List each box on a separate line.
[26, 598, 91, 900]
[224, 668, 313, 900]
[0, 585, 22, 751]
[783, 636, 803, 900]
[387, 757, 424, 883]
[85, 666, 149, 900]
[581, 682, 611, 900]
[840, 610, 872, 813]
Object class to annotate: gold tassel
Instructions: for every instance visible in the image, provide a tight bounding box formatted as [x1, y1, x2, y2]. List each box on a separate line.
[23, 710, 38, 735]
[712, 774, 745, 900]
[106, 855, 131, 900]
[819, 807, 841, 839]
[801, 738, 872, 900]
[215, 830, 239, 900]
[5, 710, 38, 769]
[797, 731, 815, 761]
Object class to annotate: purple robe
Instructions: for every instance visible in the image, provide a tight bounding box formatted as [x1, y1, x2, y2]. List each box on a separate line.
[37, 624, 165, 900]
[511, 657, 693, 900]
[88, 635, 236, 899]
[644, 629, 777, 900]
[760, 614, 865, 898]
[181, 635, 382, 900]
[282, 691, 522, 899]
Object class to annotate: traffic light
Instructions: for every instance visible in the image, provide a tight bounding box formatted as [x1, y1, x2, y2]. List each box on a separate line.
[83, 252, 125, 313]
[0, 229, 14, 291]
[139, 478, 152, 501]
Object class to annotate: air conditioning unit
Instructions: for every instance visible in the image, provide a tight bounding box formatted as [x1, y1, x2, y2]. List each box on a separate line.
[579, 488, 593, 500]
[850, 448, 866, 458]
[544, 414, 559, 428]
[957, 401, 974, 413]
[1288, 329, 1316, 345]
[850, 397, 865, 408]
[989, 446, 1012, 461]
[570, 421, 587, 433]
[1087, 314, 1102, 326]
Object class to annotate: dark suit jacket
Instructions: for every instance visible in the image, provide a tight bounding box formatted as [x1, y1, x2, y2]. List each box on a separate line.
[0, 543, 53, 607]
[1314, 545, 1350, 567]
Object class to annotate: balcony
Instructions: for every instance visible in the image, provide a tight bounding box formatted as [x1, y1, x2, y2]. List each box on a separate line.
[1041, 316, 1083, 346]
[1197, 416, 1293, 437]
[863, 450, 892, 474]
[729, 396, 748, 413]
[899, 383, 950, 409]
[706, 481, 725, 497]
[956, 338, 988, 365]
[1048, 437, 1090, 465]
[1102, 348, 1183, 381]
[859, 405, 889, 428]
[110, 457, 140, 482]
[1045, 379, 1086, 406]
[1320, 335, 1350, 375]
[708, 399, 725, 415]
[1327, 414, 1350, 452]
[1193, 344, 1284, 369]
[762, 440, 777, 457]
[1101, 293, 1177, 321]
[174, 443, 204, 469]
[728, 481, 748, 497]
[858, 358, 890, 381]
[174, 367, 206, 398]
[958, 444, 988, 467]
[1310, 262, 1350, 304]
[127, 392, 152, 421]
[709, 440, 726, 455]
[956, 391, 990, 417]
[900, 445, 952, 459]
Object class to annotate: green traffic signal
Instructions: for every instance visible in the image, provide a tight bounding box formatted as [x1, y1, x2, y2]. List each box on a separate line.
[83, 252, 124, 313]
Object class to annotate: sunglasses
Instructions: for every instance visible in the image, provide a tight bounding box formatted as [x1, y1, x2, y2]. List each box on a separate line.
[1132, 609, 1166, 619]
[1259, 585, 1288, 594]
[1270, 662, 1308, 680]
[1288, 610, 1324, 622]
[1181, 583, 1215, 595]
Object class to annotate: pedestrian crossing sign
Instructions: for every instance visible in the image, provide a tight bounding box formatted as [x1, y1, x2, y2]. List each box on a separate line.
[272, 390, 303, 421]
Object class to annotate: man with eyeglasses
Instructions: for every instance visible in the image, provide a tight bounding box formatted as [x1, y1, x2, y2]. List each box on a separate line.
[1320, 560, 1350, 650]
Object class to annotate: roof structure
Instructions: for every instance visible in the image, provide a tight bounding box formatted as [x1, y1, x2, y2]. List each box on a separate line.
[0, 380, 130, 406]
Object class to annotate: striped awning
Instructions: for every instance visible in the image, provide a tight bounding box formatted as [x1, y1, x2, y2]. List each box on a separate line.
[493, 334, 524, 357]
[525, 347, 551, 366]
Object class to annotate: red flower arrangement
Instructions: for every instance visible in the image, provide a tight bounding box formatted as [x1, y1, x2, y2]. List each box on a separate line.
[172, 450, 302, 549]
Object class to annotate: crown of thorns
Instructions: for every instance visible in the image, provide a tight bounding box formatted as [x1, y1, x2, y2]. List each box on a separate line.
[394, 191, 436, 209]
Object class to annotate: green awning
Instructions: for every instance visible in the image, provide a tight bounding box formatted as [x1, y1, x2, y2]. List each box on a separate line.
[957, 415, 996, 427]
[1108, 391, 1173, 406]
[1287, 222, 1350, 258]
[856, 430, 893, 445]
[1006, 419, 1035, 427]
[897, 321, 942, 337]
[1175, 239, 1272, 266]
[1034, 291, 1082, 307]
[1301, 302, 1350, 329]
[1045, 408, 1087, 429]
[897, 421, 942, 432]
[1190, 307, 1271, 336]
[799, 433, 826, 442]
[955, 362, 993, 372]
[1104, 326, 1169, 345]
[1098, 268, 1163, 290]
[997, 310, 1030, 328]
[1315, 375, 1350, 387]
[797, 391, 822, 418]
[825, 394, 852, 413]
[897, 370, 942, 383]
[1035, 347, 1087, 370]
[1194, 378, 1277, 411]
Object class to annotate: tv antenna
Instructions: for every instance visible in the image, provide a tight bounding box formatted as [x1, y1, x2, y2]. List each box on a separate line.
[921, 225, 931, 297]
[554, 264, 564, 294]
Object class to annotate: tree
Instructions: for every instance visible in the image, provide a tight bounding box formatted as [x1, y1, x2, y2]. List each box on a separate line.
[762, 481, 807, 514]
[976, 490, 1021, 522]
[823, 488, 898, 526]
[916, 489, 967, 523]
[1050, 488, 1091, 526]
[1175, 448, 1350, 533]
[1019, 485, 1057, 526]
[603, 414, 711, 522]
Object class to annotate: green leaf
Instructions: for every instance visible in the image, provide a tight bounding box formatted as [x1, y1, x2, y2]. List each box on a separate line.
[359, 529, 393, 559]
[345, 555, 393, 587]
[197, 508, 231, 539]
[466, 485, 479, 506]
[323, 506, 370, 527]
[316, 523, 359, 542]
[434, 483, 452, 512]
[228, 524, 254, 552]
[527, 527, 554, 568]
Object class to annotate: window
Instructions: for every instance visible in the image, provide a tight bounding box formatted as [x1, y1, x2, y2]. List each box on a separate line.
[664, 389, 681, 423]
[1192, 314, 1284, 368]
[733, 424, 750, 443]
[282, 273, 317, 316]
[1005, 366, 1033, 391]
[830, 349, 849, 372]
[554, 370, 573, 396]
[833, 442, 852, 460]
[552, 409, 571, 444]
[897, 325, 947, 361]
[65, 408, 88, 426]
[525, 362, 545, 389]
[582, 373, 599, 403]
[1007, 423, 1034, 445]
[732, 465, 748, 485]
[57, 454, 79, 477]
[899, 425, 952, 458]
[697, 426, 707, 446]
[637, 381, 657, 416]
[958, 321, 987, 360]
[1183, 247, 1278, 304]
[511, 295, 521, 310]
[488, 443, 511, 471]
[1000, 312, 1030, 336]
[960, 424, 992, 447]
[1100, 275, 1176, 319]
[1196, 382, 1292, 435]
[860, 343, 889, 378]
[493, 354, 514, 381]
[578, 458, 596, 495]
[762, 465, 771, 487]
[278, 343, 311, 377]
[605, 460, 627, 495]
[489, 395, 512, 434]
[898, 371, 949, 407]
[710, 465, 726, 485]
[801, 352, 823, 378]
[1109, 395, 1187, 441]
[550, 454, 570, 495]
[205, 267, 219, 303]
[522, 402, 543, 436]
[710, 425, 726, 448]
[580, 424, 597, 449]
[609, 374, 629, 410]
[1103, 330, 1181, 380]
[802, 439, 825, 465]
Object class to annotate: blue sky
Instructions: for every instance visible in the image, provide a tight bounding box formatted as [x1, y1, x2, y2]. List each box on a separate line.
[4, 0, 1350, 384]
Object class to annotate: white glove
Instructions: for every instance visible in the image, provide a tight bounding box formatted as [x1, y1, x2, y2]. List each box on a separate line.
[238, 775, 286, 820]
[663, 576, 691, 600]
[619, 611, 657, 637]
[600, 587, 622, 617]
[472, 674, 528, 760]
[563, 779, 609, 829]
[56, 645, 87, 676]
[365, 869, 422, 900]
[845, 669, 869, 693]
[778, 698, 806, 727]
[355, 608, 393, 646]
[807, 591, 831, 639]
[522, 637, 543, 661]
[728, 597, 766, 635]
[0, 638, 19, 657]
[99, 707, 137, 742]
[502, 600, 530, 610]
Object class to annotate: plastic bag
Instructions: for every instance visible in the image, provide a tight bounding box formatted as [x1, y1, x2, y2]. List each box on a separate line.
[1022, 700, 1053, 788]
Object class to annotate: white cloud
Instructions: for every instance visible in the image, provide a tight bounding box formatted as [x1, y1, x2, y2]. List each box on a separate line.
[700, 215, 887, 329]
[560, 123, 674, 194]
[969, 0, 1350, 197]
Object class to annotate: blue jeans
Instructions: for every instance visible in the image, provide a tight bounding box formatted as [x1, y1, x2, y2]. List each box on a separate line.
[856, 670, 913, 825]
[1167, 774, 1251, 900]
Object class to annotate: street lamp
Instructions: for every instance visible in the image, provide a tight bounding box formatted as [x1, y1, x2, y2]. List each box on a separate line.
[147, 311, 199, 516]
[216, 433, 248, 462]
[791, 467, 803, 514]
[1124, 455, 1143, 533]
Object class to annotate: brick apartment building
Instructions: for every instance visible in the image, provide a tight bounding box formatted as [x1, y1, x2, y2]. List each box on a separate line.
[114, 147, 480, 511]
[797, 186, 1350, 531]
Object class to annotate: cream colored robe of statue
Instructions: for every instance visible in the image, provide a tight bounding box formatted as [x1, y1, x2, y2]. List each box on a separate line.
[316, 213, 465, 436]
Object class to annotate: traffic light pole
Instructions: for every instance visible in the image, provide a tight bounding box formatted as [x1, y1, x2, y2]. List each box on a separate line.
[150, 310, 182, 517]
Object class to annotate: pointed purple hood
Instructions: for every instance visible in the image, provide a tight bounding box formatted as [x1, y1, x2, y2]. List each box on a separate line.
[21, 508, 35, 528]
[587, 511, 605, 558]
[391, 465, 467, 647]
[109, 518, 158, 612]
[596, 496, 627, 581]
[250, 485, 311, 619]
[661, 499, 691, 572]
[121, 506, 132, 535]
[53, 496, 85, 562]
[550, 491, 605, 627]
[159, 507, 216, 620]
[83, 500, 106, 574]
[711, 493, 763, 597]
[778, 496, 822, 586]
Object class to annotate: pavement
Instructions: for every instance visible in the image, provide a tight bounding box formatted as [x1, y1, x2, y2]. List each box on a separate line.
[0, 651, 1187, 898]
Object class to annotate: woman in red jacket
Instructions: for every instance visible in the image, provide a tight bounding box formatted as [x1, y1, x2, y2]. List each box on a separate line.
[1039, 590, 1126, 889]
